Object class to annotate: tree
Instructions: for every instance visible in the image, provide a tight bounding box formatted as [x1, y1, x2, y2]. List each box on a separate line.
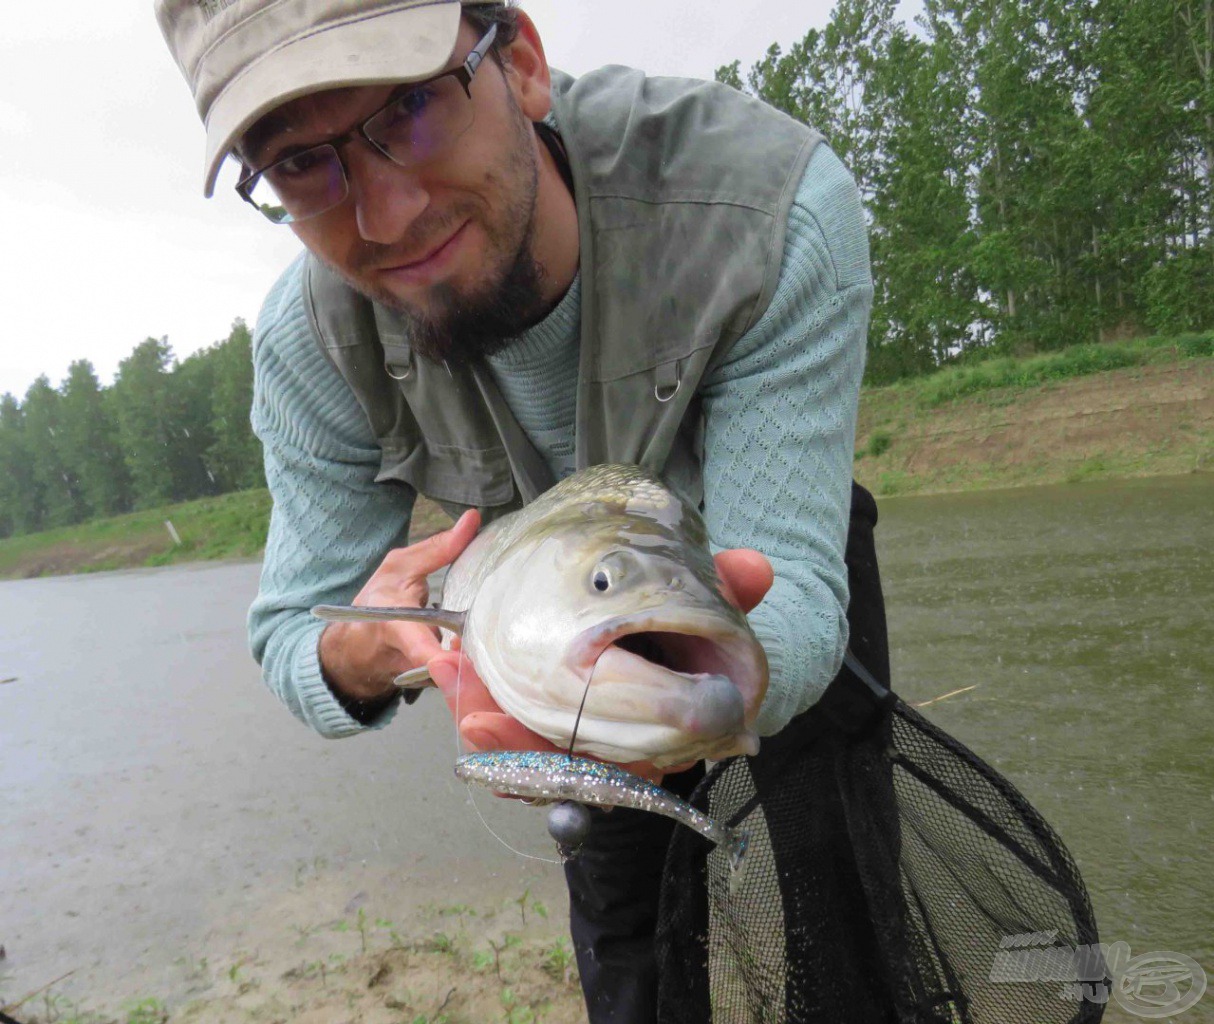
[867, 30, 981, 378]
[719, 0, 901, 207]
[112, 338, 192, 508]
[57, 360, 131, 517]
[173, 347, 221, 501]
[0, 394, 41, 536]
[205, 319, 264, 492]
[22, 375, 86, 528]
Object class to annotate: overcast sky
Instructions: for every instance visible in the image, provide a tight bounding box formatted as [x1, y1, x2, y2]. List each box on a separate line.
[0, 1, 921, 399]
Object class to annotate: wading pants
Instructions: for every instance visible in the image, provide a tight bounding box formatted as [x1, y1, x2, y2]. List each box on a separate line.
[564, 763, 705, 1024]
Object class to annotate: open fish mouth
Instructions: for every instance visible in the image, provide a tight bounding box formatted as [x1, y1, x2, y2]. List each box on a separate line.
[570, 616, 766, 745]
[599, 628, 743, 681]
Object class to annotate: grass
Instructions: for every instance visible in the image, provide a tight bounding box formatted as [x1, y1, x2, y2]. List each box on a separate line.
[0, 489, 272, 579]
[880, 330, 1213, 410]
[854, 331, 1213, 498]
[0, 489, 454, 581]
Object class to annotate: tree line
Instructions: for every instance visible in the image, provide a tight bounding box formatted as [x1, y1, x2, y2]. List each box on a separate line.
[3, 0, 1210, 538]
[718, 0, 1214, 381]
[0, 322, 261, 538]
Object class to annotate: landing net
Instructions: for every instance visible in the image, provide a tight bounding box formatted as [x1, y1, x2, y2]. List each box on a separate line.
[654, 662, 1106, 1024]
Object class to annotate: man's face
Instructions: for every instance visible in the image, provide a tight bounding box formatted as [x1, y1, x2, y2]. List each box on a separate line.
[242, 22, 549, 362]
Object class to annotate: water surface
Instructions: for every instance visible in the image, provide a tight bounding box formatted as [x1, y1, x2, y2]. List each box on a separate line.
[878, 474, 1212, 1022]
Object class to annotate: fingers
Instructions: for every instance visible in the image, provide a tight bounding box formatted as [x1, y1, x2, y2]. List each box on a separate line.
[430, 652, 567, 756]
[459, 711, 561, 754]
[429, 651, 501, 716]
[714, 548, 774, 613]
[383, 509, 481, 579]
[322, 512, 482, 699]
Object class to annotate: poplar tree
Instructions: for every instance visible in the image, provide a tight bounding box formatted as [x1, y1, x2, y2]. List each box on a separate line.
[206, 320, 263, 492]
[57, 360, 131, 517]
[22, 375, 86, 528]
[112, 338, 189, 508]
[0, 394, 41, 537]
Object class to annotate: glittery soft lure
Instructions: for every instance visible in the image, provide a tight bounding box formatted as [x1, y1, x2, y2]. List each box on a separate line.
[455, 750, 749, 876]
[314, 464, 769, 768]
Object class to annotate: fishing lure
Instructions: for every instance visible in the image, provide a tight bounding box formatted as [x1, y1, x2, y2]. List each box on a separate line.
[454, 750, 750, 883]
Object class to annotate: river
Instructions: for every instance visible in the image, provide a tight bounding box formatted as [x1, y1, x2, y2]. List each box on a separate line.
[0, 473, 1210, 1020]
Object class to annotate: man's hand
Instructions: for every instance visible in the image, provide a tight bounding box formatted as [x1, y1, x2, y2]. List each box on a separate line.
[428, 547, 774, 785]
[318, 510, 481, 704]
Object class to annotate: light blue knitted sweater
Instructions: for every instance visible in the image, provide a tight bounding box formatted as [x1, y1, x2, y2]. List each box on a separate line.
[248, 142, 871, 740]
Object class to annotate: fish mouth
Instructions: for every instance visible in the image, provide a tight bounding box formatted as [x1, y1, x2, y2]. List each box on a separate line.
[571, 615, 767, 740]
[608, 630, 733, 677]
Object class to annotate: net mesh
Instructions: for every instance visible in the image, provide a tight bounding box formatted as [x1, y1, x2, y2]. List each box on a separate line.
[655, 683, 1106, 1024]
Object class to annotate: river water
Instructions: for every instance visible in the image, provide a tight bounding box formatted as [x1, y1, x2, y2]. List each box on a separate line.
[880, 473, 1212, 1022]
[0, 474, 1210, 1019]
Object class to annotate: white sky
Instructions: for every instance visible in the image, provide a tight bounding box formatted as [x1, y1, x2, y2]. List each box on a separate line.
[0, 1, 920, 399]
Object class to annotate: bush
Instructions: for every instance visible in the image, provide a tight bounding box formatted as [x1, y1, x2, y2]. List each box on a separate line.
[867, 431, 893, 457]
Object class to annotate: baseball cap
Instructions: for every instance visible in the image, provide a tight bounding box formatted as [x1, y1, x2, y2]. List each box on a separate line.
[155, 0, 499, 197]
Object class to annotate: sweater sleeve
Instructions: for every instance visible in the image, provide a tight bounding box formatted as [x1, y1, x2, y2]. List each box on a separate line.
[247, 256, 416, 738]
[701, 143, 872, 736]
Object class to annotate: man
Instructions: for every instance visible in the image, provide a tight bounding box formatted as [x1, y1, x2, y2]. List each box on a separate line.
[156, 2, 872, 1019]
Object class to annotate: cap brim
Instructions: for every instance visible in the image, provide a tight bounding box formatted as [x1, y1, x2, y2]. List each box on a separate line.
[202, 1, 463, 196]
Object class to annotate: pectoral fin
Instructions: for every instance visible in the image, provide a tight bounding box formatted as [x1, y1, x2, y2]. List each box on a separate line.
[393, 666, 433, 690]
[311, 605, 467, 634]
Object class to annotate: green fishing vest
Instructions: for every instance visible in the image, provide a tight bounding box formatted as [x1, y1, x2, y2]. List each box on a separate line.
[303, 66, 821, 523]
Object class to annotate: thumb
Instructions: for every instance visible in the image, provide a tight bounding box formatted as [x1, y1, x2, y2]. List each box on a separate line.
[714, 548, 773, 614]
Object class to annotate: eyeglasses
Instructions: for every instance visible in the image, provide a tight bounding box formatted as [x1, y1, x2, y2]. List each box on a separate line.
[236, 24, 498, 224]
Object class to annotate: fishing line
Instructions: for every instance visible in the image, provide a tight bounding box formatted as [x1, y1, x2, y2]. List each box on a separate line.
[565, 658, 597, 761]
[452, 641, 563, 866]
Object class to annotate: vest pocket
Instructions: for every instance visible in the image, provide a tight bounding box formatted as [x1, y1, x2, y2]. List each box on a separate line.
[375, 438, 516, 509]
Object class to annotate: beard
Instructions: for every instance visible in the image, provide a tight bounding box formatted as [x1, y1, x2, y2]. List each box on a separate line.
[402, 206, 547, 364]
[334, 96, 550, 366]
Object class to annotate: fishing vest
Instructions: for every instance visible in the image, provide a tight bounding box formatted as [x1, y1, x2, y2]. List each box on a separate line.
[303, 66, 822, 522]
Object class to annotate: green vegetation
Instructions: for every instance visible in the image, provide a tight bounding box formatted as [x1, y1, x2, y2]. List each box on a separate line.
[2, 895, 582, 1024]
[4, 0, 1212, 548]
[883, 332, 1213, 409]
[0, 488, 270, 579]
[2, 0, 1212, 564]
[720, 0, 1214, 383]
[854, 341, 1212, 497]
[0, 322, 259, 543]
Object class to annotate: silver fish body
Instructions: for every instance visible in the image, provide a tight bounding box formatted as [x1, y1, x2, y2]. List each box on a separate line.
[454, 751, 749, 874]
[315, 464, 768, 767]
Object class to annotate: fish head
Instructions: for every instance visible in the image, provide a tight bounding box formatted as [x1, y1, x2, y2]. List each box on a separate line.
[463, 467, 769, 767]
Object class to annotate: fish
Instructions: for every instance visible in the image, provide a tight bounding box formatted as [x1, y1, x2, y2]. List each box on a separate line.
[313, 464, 768, 767]
[454, 750, 749, 876]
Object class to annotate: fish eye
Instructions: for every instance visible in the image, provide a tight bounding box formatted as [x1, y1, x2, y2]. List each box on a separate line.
[590, 553, 629, 594]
